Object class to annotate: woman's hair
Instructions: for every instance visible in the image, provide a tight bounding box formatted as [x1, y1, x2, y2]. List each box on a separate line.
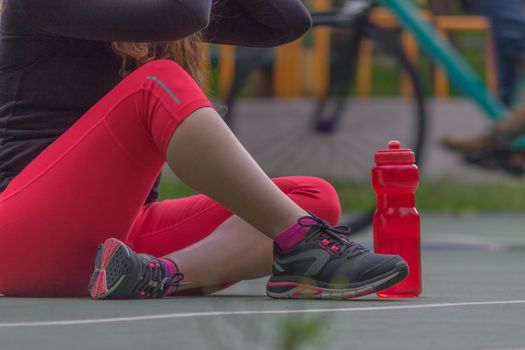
[112, 34, 206, 86]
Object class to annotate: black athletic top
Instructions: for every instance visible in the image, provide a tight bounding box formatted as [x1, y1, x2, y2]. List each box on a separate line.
[0, 0, 311, 201]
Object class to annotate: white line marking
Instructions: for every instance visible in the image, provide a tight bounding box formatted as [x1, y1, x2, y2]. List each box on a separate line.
[1, 299, 525, 328]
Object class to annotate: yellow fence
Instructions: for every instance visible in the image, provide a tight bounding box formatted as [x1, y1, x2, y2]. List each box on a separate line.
[212, 1, 495, 98]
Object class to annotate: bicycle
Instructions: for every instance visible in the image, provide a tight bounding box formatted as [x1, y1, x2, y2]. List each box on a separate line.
[221, 0, 427, 233]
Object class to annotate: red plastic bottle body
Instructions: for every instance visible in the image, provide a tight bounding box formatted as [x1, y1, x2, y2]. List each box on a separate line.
[372, 141, 421, 298]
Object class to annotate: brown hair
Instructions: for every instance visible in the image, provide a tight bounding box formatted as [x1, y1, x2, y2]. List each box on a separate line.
[112, 33, 206, 85]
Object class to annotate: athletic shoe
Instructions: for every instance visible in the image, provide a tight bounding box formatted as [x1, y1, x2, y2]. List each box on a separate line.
[441, 133, 525, 177]
[267, 215, 409, 299]
[88, 238, 187, 299]
[441, 133, 503, 154]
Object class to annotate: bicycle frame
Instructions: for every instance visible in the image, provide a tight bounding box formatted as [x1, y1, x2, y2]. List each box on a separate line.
[311, 0, 373, 27]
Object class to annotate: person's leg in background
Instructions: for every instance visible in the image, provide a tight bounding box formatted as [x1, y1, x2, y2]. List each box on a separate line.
[468, 0, 525, 105]
[442, 0, 525, 153]
[128, 176, 341, 294]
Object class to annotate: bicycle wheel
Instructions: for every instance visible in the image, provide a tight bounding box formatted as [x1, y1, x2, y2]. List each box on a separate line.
[223, 22, 426, 234]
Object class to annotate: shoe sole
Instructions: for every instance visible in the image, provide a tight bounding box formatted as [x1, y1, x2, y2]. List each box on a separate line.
[88, 238, 132, 299]
[266, 261, 408, 300]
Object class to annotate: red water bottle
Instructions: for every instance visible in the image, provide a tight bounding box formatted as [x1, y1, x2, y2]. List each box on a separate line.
[372, 140, 421, 298]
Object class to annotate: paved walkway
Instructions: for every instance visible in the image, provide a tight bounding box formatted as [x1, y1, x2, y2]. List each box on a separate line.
[1, 213, 524, 350]
[223, 98, 517, 182]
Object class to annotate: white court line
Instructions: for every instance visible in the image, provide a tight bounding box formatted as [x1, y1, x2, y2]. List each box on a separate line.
[1, 299, 525, 328]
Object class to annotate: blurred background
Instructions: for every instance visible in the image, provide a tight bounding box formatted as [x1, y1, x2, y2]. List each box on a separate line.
[160, 0, 525, 223]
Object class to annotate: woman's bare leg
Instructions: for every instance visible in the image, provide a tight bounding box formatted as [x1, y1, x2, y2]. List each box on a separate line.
[166, 215, 273, 290]
[166, 107, 308, 237]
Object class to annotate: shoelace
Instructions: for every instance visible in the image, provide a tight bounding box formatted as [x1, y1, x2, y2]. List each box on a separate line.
[298, 215, 369, 256]
[134, 256, 188, 298]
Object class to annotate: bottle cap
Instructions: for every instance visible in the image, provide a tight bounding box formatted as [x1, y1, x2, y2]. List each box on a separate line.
[375, 140, 415, 164]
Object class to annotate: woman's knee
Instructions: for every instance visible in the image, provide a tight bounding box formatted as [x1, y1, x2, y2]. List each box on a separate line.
[273, 176, 341, 225]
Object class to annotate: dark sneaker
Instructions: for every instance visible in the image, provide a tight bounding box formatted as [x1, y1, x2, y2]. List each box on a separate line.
[267, 216, 408, 300]
[440, 133, 503, 154]
[463, 149, 525, 177]
[88, 238, 187, 299]
[441, 133, 525, 177]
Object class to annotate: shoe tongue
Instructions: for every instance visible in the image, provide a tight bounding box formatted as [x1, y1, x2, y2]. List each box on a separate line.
[300, 217, 352, 244]
[305, 226, 325, 240]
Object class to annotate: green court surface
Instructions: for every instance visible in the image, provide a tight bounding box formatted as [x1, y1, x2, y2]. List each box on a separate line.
[1, 214, 524, 350]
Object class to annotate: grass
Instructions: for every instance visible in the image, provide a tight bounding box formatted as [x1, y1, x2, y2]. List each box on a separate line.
[159, 177, 525, 214]
[207, 30, 490, 98]
[333, 179, 525, 213]
[367, 31, 489, 97]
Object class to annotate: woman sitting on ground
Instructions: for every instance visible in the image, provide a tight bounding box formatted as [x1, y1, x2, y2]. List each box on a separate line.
[0, 0, 407, 299]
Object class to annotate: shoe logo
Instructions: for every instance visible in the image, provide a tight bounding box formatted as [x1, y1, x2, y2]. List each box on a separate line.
[273, 250, 331, 276]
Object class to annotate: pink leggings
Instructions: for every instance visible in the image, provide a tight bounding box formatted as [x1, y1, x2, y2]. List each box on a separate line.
[0, 60, 341, 297]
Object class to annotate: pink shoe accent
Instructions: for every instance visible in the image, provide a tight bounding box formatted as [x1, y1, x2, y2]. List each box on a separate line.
[159, 258, 179, 295]
[160, 258, 178, 276]
[100, 238, 121, 268]
[89, 238, 122, 299]
[90, 270, 108, 298]
[274, 217, 316, 250]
